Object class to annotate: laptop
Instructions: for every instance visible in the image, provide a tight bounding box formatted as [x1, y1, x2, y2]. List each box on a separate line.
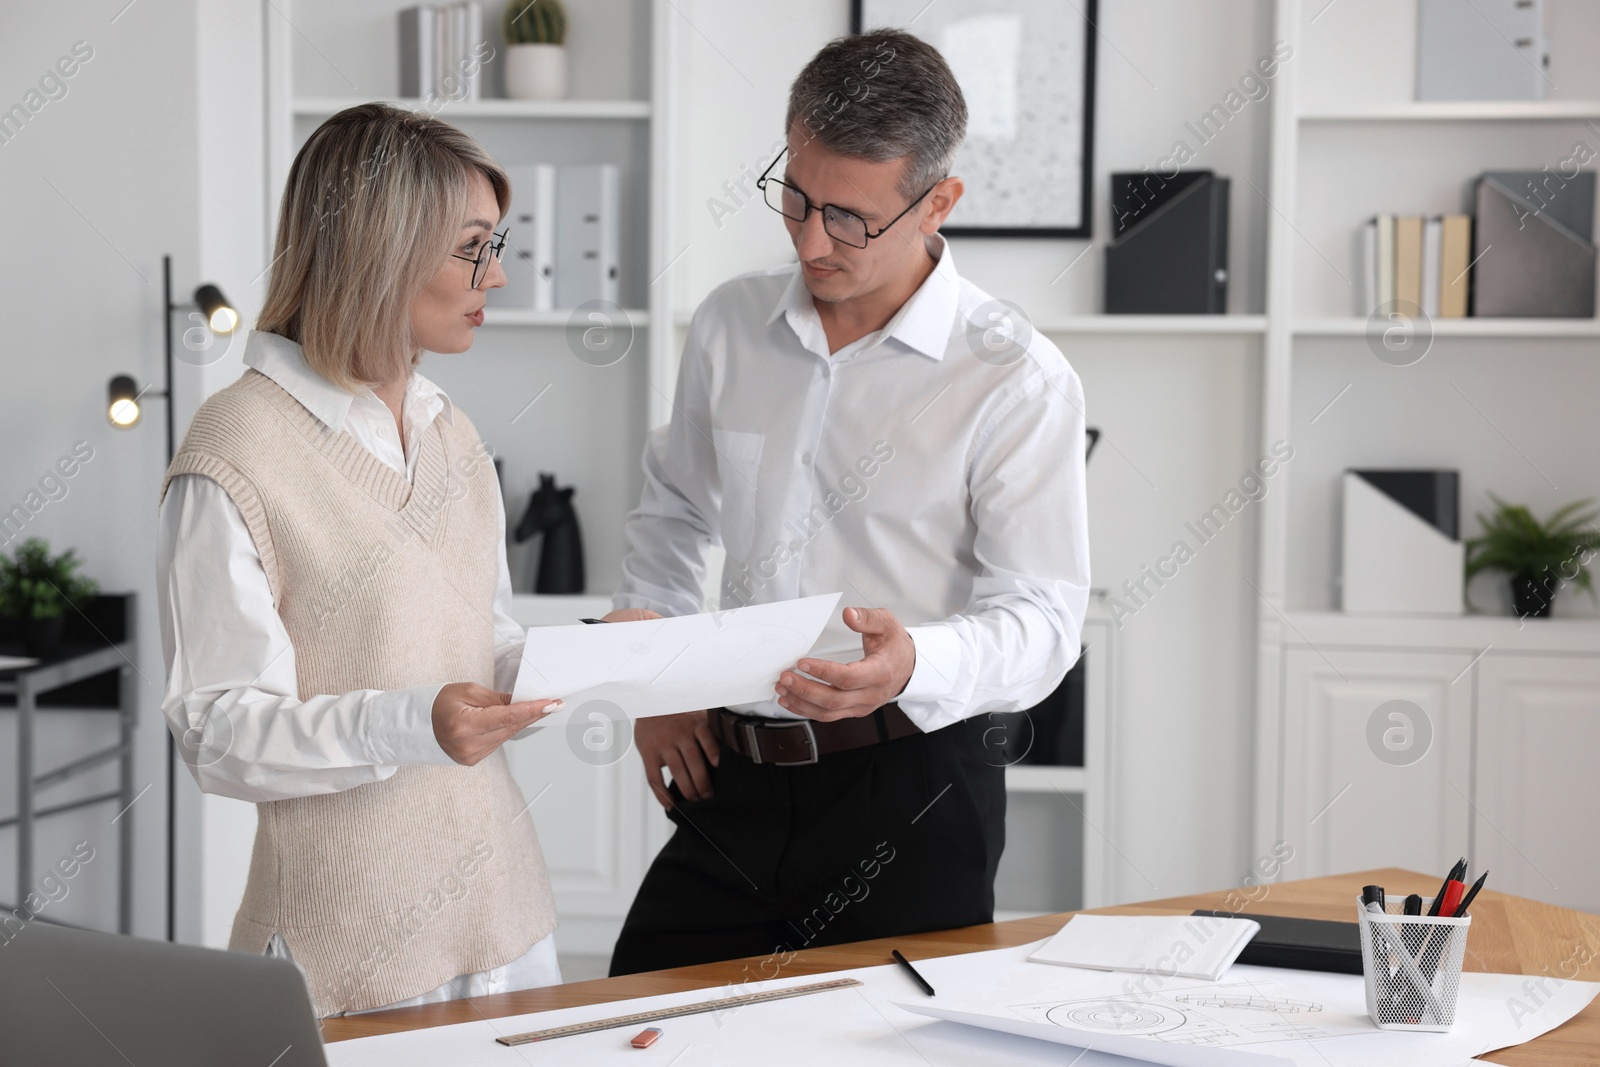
[0, 920, 328, 1066]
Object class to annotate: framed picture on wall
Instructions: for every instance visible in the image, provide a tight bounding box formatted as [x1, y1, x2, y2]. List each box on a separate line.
[849, 0, 1098, 238]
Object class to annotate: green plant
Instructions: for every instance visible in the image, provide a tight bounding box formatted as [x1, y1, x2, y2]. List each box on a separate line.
[0, 538, 99, 621]
[1464, 493, 1600, 601]
[505, 0, 567, 45]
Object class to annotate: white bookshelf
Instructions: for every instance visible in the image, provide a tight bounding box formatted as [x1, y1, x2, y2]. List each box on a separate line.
[1293, 318, 1600, 338]
[483, 307, 648, 328]
[1035, 315, 1268, 335]
[1251, 0, 1600, 890]
[1299, 100, 1600, 122]
[293, 97, 652, 120]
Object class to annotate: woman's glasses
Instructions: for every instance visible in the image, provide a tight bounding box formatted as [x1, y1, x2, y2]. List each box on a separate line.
[452, 228, 509, 289]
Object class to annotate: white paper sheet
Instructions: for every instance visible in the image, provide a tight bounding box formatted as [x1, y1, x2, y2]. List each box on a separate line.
[324, 938, 1598, 1067]
[511, 592, 841, 723]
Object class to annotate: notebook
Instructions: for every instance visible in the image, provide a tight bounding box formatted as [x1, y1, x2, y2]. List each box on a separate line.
[1029, 914, 1260, 981]
[1191, 909, 1363, 974]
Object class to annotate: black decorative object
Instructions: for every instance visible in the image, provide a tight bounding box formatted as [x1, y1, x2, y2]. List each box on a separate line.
[514, 473, 586, 594]
[1106, 170, 1230, 314]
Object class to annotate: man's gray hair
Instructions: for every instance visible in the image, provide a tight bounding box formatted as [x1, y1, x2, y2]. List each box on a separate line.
[785, 29, 968, 202]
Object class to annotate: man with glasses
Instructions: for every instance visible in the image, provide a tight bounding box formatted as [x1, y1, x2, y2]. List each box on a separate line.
[607, 29, 1091, 975]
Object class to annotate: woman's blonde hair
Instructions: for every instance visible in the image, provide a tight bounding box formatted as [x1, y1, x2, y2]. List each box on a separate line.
[256, 102, 509, 392]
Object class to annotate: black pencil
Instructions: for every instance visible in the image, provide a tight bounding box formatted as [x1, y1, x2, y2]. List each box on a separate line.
[891, 949, 935, 997]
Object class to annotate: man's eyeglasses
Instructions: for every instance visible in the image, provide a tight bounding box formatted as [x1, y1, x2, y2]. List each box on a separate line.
[451, 227, 509, 289]
[755, 148, 941, 249]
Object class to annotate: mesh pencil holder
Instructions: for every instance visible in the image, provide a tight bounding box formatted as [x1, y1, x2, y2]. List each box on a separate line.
[1356, 896, 1471, 1032]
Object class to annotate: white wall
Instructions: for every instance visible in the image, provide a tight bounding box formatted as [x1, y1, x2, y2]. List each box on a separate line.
[0, 0, 205, 939]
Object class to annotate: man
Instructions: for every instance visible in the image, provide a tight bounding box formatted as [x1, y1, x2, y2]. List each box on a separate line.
[607, 29, 1090, 976]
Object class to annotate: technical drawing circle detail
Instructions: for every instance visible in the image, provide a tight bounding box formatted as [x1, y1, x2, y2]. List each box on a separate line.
[1047, 1000, 1185, 1035]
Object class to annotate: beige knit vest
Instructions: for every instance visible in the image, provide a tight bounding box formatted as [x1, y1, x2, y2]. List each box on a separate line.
[159, 366, 556, 1016]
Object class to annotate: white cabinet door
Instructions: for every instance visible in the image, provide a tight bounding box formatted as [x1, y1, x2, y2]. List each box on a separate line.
[504, 596, 670, 955]
[1475, 654, 1600, 915]
[1282, 649, 1474, 880]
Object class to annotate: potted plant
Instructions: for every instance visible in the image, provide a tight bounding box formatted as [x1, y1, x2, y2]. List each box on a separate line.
[0, 537, 100, 658]
[504, 0, 567, 101]
[1464, 493, 1600, 619]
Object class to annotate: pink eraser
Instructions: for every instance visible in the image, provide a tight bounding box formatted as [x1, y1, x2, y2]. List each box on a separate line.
[630, 1027, 662, 1048]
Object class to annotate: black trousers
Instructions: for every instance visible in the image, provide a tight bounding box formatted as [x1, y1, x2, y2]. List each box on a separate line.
[607, 716, 1006, 976]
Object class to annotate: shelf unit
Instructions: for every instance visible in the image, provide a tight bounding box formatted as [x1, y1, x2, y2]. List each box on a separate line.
[1299, 100, 1600, 121]
[1293, 318, 1600, 337]
[293, 97, 653, 120]
[483, 308, 648, 328]
[1251, 0, 1600, 892]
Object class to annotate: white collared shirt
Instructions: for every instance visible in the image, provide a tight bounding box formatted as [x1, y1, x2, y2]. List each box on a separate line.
[614, 234, 1091, 731]
[155, 330, 527, 804]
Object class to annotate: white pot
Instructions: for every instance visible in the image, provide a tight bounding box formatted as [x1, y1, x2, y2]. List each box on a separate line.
[504, 43, 567, 101]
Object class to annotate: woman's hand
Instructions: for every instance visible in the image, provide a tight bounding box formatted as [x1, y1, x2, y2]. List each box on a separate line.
[432, 683, 563, 766]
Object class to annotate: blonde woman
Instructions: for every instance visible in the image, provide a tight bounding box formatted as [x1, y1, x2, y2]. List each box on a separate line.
[156, 103, 569, 1016]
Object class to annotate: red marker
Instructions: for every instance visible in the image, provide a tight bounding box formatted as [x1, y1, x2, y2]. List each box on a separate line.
[1438, 875, 1467, 919]
[631, 1027, 662, 1049]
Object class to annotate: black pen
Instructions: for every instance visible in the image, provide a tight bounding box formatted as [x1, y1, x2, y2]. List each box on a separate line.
[1427, 858, 1466, 916]
[892, 949, 935, 997]
[1453, 871, 1489, 917]
[580, 618, 608, 624]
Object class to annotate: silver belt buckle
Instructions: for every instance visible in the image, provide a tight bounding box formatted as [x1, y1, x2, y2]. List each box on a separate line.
[741, 718, 819, 766]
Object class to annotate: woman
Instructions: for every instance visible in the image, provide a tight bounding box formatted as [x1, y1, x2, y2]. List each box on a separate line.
[156, 103, 566, 1017]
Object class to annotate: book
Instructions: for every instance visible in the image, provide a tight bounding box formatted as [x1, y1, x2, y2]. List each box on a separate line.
[1439, 214, 1471, 317]
[1395, 215, 1423, 310]
[398, 6, 436, 99]
[1376, 214, 1396, 308]
[1359, 217, 1378, 315]
[1421, 216, 1442, 317]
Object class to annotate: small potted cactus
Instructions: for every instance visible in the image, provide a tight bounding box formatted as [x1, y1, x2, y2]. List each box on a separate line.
[504, 0, 568, 101]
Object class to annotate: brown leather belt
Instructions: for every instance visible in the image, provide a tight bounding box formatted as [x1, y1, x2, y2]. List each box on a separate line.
[711, 703, 921, 766]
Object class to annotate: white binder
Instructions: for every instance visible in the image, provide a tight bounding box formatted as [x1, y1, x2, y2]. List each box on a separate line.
[1417, 0, 1548, 101]
[486, 164, 556, 311]
[554, 164, 621, 309]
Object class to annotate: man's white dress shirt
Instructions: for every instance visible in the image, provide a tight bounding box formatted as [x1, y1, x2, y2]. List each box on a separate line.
[614, 234, 1091, 730]
[156, 330, 559, 1010]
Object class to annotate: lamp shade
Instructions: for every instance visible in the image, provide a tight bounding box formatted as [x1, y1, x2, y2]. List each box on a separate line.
[195, 283, 238, 333]
[107, 374, 141, 428]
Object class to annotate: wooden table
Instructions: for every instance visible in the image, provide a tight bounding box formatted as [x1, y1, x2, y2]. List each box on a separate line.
[322, 868, 1600, 1063]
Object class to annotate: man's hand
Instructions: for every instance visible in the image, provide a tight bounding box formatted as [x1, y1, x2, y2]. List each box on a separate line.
[635, 710, 720, 808]
[602, 608, 662, 623]
[432, 683, 563, 766]
[776, 606, 916, 721]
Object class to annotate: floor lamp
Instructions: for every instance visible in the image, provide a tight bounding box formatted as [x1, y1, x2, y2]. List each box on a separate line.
[107, 255, 236, 941]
